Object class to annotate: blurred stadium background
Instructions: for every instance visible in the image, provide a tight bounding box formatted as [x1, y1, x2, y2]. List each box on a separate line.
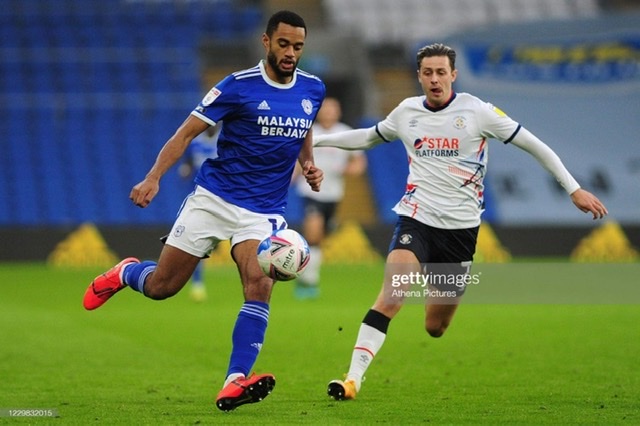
[0, 0, 639, 262]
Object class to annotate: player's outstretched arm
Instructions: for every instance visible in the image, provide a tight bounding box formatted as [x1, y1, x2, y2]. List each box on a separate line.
[130, 115, 209, 208]
[570, 188, 608, 220]
[510, 128, 580, 195]
[314, 127, 383, 150]
[510, 128, 607, 220]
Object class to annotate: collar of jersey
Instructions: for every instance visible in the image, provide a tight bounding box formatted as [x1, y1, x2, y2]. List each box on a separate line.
[259, 60, 297, 89]
[423, 92, 457, 112]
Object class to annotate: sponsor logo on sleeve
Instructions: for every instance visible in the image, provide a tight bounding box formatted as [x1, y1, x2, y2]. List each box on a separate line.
[202, 88, 222, 106]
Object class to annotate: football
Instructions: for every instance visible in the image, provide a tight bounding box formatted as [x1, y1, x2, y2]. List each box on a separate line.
[257, 229, 310, 281]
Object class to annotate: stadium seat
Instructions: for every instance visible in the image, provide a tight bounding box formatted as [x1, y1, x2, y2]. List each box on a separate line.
[0, 0, 261, 226]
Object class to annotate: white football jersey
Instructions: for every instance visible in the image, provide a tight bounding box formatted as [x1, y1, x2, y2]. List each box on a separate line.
[376, 93, 521, 229]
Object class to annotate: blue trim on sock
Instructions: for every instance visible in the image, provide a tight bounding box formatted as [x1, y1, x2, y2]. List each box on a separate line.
[122, 261, 156, 295]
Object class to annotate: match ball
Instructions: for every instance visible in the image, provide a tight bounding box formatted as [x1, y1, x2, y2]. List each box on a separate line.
[257, 229, 310, 281]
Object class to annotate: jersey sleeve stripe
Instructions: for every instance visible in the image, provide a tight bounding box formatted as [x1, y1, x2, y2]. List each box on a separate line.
[375, 124, 392, 142]
[297, 70, 323, 82]
[233, 65, 261, 79]
[190, 111, 216, 126]
[503, 124, 522, 144]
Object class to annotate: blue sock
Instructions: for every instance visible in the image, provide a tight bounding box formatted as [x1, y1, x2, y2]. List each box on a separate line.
[226, 301, 269, 377]
[122, 261, 156, 295]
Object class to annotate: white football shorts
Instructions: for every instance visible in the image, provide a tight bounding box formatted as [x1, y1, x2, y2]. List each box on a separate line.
[165, 185, 287, 258]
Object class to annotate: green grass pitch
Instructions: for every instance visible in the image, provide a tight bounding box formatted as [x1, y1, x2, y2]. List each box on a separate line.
[1, 261, 639, 424]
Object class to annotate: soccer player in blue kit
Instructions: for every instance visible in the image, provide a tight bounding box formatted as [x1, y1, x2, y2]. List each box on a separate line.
[82, 10, 326, 411]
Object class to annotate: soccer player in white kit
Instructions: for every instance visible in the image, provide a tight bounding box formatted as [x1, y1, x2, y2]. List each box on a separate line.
[315, 43, 608, 400]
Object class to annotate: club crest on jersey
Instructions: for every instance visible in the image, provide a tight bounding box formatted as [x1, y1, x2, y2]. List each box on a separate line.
[202, 87, 222, 106]
[301, 99, 313, 115]
[453, 116, 467, 129]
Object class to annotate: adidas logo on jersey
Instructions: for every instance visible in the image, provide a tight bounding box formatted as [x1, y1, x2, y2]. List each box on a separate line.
[257, 100, 271, 110]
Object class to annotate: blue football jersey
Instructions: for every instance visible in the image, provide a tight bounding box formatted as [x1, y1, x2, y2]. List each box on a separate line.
[191, 61, 326, 214]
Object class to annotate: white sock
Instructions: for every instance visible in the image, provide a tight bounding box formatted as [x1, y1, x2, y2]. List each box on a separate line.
[346, 323, 386, 391]
[299, 245, 322, 286]
[223, 372, 244, 388]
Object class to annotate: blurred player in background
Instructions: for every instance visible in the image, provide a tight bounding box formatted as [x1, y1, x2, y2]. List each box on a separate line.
[177, 121, 222, 302]
[314, 43, 608, 401]
[293, 97, 366, 299]
[82, 10, 325, 412]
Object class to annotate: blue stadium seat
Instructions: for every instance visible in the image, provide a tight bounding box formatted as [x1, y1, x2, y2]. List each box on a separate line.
[0, 0, 265, 225]
[38, 133, 69, 224]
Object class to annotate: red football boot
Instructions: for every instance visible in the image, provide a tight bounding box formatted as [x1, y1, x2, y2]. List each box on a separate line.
[215, 373, 276, 412]
[83, 257, 140, 310]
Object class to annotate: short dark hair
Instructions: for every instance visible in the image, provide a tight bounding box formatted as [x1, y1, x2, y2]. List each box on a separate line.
[416, 43, 456, 71]
[265, 10, 307, 37]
